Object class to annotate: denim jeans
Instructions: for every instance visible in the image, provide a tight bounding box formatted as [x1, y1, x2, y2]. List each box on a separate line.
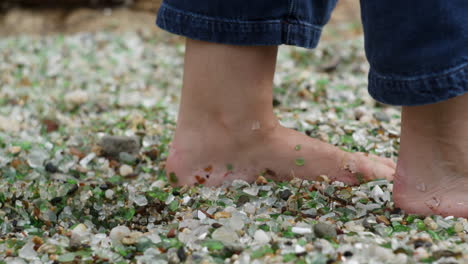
[156, 0, 468, 106]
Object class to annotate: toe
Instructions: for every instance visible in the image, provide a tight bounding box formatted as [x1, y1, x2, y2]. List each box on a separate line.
[355, 153, 396, 181]
[374, 155, 397, 169]
[358, 152, 396, 169]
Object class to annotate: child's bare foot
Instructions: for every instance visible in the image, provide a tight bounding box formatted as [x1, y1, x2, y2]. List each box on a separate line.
[166, 120, 395, 186]
[394, 93, 468, 218]
[165, 39, 395, 187]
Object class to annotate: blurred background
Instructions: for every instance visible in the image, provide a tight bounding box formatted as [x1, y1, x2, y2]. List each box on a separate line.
[0, 0, 362, 40]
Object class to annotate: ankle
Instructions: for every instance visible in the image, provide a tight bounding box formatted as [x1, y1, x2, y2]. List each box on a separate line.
[175, 110, 280, 143]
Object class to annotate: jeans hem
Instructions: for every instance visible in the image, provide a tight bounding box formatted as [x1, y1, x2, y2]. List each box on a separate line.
[156, 3, 323, 49]
[368, 61, 468, 106]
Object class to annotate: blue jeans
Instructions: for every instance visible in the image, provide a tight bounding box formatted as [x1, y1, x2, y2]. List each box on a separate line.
[156, 0, 468, 106]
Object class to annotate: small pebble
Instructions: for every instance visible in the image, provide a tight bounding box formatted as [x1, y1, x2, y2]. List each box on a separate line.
[110, 225, 131, 244]
[373, 111, 390, 122]
[99, 135, 140, 158]
[254, 230, 270, 244]
[70, 223, 90, 246]
[354, 107, 366, 120]
[119, 164, 134, 176]
[18, 242, 37, 260]
[44, 162, 59, 173]
[292, 226, 312, 234]
[122, 232, 143, 245]
[64, 90, 89, 106]
[214, 211, 231, 219]
[454, 222, 464, 233]
[167, 248, 180, 264]
[316, 175, 330, 183]
[413, 239, 432, 249]
[105, 189, 114, 199]
[32, 236, 43, 246]
[119, 152, 138, 165]
[144, 148, 159, 160]
[424, 217, 438, 230]
[236, 195, 250, 207]
[0, 116, 20, 132]
[167, 228, 176, 238]
[177, 247, 187, 262]
[8, 146, 22, 154]
[212, 223, 223, 229]
[229, 214, 245, 231]
[313, 222, 337, 238]
[376, 215, 390, 226]
[295, 244, 306, 254]
[279, 189, 293, 201]
[255, 175, 268, 185]
[212, 227, 239, 244]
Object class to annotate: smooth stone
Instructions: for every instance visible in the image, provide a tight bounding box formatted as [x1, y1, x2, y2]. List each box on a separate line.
[292, 226, 313, 234]
[373, 112, 390, 122]
[70, 223, 90, 246]
[9, 146, 22, 154]
[254, 230, 270, 244]
[177, 247, 187, 262]
[44, 162, 59, 173]
[119, 152, 137, 165]
[122, 232, 143, 245]
[229, 214, 245, 231]
[105, 189, 114, 199]
[167, 248, 180, 264]
[0, 116, 20, 132]
[279, 189, 293, 201]
[110, 225, 131, 244]
[211, 227, 239, 244]
[99, 135, 140, 158]
[119, 164, 134, 176]
[236, 195, 250, 207]
[18, 242, 37, 260]
[132, 194, 148, 207]
[64, 90, 89, 106]
[313, 222, 337, 238]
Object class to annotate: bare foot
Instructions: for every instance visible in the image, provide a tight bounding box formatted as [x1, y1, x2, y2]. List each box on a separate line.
[166, 39, 395, 188]
[165, 120, 396, 186]
[394, 93, 468, 218]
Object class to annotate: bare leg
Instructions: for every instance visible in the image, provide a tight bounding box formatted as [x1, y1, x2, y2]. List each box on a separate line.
[394, 93, 468, 217]
[166, 39, 395, 186]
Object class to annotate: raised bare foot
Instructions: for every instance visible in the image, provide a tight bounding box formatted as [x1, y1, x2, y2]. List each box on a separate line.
[165, 120, 396, 186]
[394, 93, 468, 218]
